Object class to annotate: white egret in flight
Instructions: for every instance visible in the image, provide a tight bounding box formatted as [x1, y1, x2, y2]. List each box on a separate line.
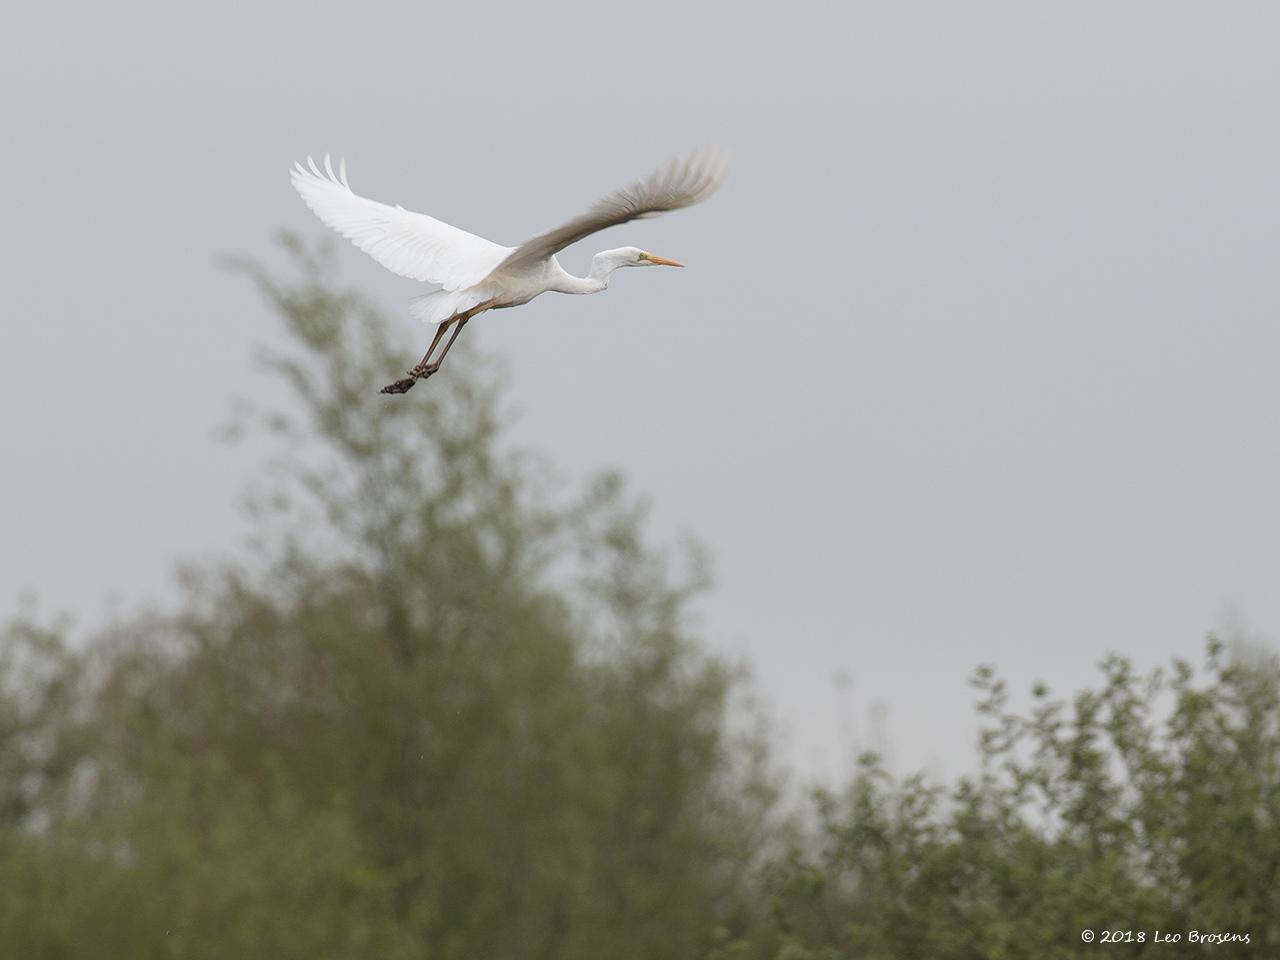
[289, 148, 727, 394]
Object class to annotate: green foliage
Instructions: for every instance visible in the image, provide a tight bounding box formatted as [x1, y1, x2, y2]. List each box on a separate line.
[764, 639, 1280, 958]
[0, 238, 774, 960]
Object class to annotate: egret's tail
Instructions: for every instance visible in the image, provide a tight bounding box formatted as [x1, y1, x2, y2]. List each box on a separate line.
[409, 288, 495, 326]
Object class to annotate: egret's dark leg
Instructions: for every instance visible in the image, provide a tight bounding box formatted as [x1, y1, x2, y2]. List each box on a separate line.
[427, 316, 469, 369]
[380, 300, 494, 395]
[407, 320, 456, 379]
[380, 318, 454, 395]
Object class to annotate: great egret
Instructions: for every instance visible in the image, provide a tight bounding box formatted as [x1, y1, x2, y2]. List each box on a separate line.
[289, 148, 728, 394]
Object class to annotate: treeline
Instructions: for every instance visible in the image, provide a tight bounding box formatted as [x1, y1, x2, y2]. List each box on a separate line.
[2, 241, 1277, 958]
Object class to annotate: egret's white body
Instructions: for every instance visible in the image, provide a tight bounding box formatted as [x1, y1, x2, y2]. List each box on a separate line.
[289, 149, 727, 392]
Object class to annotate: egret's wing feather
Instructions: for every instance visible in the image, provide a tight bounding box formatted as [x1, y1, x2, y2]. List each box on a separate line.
[290, 156, 511, 290]
[498, 148, 728, 272]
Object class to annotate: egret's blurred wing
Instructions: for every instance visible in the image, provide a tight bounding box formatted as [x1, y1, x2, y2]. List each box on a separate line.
[290, 156, 511, 290]
[498, 148, 728, 272]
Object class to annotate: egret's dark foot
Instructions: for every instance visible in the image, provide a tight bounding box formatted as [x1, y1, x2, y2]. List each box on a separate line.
[381, 360, 443, 395]
[380, 376, 418, 395]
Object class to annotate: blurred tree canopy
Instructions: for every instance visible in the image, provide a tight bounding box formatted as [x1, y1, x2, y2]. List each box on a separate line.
[3, 239, 1279, 959]
[765, 638, 1280, 959]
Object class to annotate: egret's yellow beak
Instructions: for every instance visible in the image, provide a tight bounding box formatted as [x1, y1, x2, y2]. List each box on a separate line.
[642, 253, 684, 267]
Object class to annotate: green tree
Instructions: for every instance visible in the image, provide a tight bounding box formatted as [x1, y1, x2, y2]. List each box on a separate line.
[0, 238, 775, 960]
[763, 637, 1280, 959]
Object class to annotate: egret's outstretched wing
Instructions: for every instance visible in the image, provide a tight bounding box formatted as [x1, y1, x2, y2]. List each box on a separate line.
[497, 148, 728, 273]
[290, 156, 511, 290]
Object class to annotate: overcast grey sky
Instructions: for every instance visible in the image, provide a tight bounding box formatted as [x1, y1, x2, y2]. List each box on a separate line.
[3, 1, 1278, 783]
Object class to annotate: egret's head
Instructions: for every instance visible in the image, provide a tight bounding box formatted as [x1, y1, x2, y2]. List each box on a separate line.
[606, 246, 684, 269]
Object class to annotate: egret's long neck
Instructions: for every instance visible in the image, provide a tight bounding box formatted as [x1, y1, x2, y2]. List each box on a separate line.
[557, 253, 623, 295]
